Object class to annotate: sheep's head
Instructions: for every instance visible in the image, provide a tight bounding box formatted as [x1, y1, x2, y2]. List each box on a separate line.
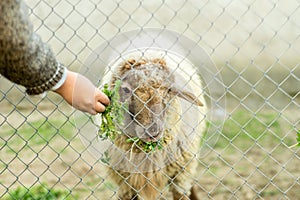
[113, 58, 203, 142]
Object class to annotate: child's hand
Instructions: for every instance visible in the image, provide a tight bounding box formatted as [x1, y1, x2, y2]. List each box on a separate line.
[54, 71, 110, 115]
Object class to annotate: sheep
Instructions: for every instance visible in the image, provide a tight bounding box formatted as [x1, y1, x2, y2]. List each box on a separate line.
[102, 50, 207, 200]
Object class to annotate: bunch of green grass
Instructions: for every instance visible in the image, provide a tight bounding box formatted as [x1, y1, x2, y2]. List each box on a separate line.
[99, 80, 124, 140]
[126, 137, 164, 153]
[99, 80, 163, 153]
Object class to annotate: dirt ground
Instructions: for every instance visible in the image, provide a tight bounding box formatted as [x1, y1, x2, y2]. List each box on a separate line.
[0, 97, 300, 200]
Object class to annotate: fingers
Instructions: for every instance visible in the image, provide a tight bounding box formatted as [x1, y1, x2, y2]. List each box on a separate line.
[96, 89, 110, 106]
[94, 101, 106, 114]
[92, 89, 110, 115]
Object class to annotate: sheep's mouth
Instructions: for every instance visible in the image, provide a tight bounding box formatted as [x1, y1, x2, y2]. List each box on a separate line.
[143, 132, 162, 142]
[132, 123, 164, 142]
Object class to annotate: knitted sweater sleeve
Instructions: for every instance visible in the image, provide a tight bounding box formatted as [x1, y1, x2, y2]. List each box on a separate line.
[0, 0, 66, 95]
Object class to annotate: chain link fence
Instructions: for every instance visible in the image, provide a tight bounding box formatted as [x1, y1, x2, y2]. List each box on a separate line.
[1, 0, 300, 199]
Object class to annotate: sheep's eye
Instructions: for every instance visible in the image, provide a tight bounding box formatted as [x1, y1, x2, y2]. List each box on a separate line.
[122, 87, 131, 94]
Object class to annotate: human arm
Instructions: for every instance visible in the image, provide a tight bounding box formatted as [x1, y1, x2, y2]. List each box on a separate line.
[0, 0, 109, 114]
[0, 0, 62, 94]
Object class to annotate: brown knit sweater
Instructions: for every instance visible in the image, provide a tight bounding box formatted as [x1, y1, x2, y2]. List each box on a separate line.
[0, 0, 65, 95]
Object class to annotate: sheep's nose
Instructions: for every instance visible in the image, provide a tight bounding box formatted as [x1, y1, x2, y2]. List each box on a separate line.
[146, 122, 161, 137]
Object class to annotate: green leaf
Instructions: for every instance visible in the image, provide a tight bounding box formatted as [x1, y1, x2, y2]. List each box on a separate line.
[100, 151, 111, 165]
[297, 131, 300, 146]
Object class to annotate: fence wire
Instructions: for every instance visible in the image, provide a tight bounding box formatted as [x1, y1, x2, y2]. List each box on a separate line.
[1, 0, 300, 199]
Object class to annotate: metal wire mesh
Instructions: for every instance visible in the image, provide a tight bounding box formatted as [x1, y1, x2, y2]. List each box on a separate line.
[1, 0, 300, 199]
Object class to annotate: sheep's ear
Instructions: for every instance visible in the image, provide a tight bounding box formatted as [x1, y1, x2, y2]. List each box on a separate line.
[169, 87, 203, 106]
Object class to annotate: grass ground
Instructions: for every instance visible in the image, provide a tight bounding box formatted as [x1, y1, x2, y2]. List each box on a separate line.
[196, 109, 300, 199]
